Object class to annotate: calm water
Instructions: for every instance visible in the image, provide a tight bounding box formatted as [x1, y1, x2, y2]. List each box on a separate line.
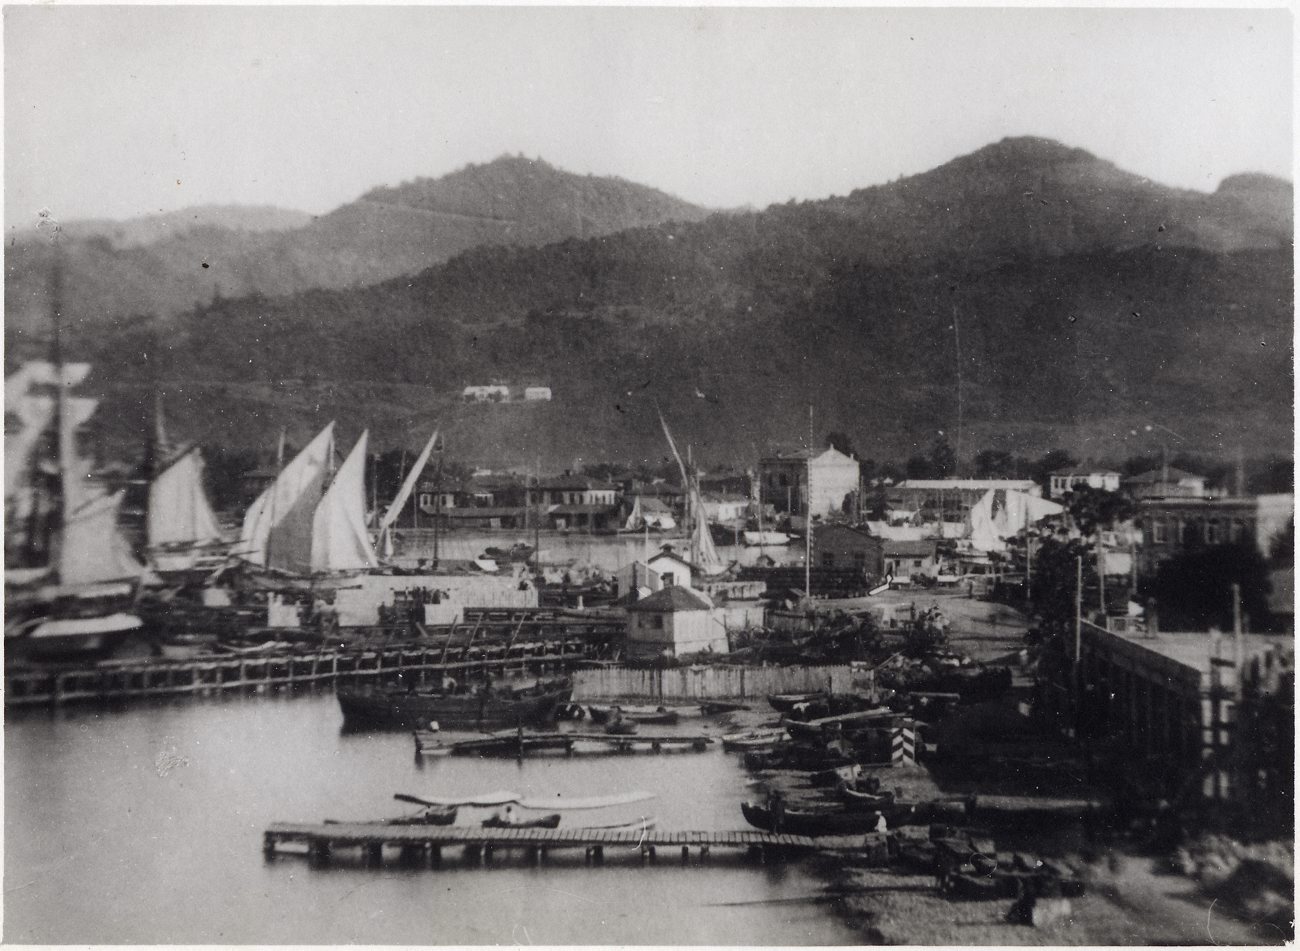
[5, 692, 861, 945]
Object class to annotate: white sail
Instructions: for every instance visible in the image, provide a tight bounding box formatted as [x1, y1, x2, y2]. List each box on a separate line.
[690, 481, 726, 573]
[240, 422, 336, 572]
[60, 490, 142, 586]
[148, 448, 223, 571]
[380, 430, 438, 531]
[623, 495, 644, 531]
[376, 428, 438, 557]
[310, 430, 379, 573]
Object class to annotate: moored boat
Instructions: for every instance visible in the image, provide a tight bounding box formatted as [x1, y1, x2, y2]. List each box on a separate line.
[741, 800, 886, 837]
[767, 692, 829, 713]
[720, 728, 790, 752]
[338, 678, 573, 730]
[587, 704, 681, 726]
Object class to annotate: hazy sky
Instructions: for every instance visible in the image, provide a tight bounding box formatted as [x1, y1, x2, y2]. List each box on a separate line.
[4, 5, 1292, 228]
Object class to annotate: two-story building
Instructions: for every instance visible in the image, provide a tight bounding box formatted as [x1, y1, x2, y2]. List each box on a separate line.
[759, 445, 860, 517]
[891, 479, 1041, 520]
[811, 523, 883, 577]
[1133, 494, 1294, 576]
[530, 473, 619, 531]
[1122, 467, 1208, 500]
[1048, 466, 1122, 499]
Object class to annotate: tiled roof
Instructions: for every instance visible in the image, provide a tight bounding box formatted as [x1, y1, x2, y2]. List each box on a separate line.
[627, 586, 714, 612]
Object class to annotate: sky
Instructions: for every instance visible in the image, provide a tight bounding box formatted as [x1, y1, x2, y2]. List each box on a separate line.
[3, 5, 1293, 228]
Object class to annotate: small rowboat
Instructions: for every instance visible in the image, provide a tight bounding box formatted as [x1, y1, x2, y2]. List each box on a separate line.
[838, 783, 896, 810]
[721, 728, 790, 752]
[482, 812, 561, 829]
[767, 692, 828, 713]
[741, 801, 887, 837]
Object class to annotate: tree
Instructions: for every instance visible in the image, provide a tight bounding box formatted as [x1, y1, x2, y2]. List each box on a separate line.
[973, 448, 1015, 478]
[1063, 485, 1136, 538]
[1029, 535, 1094, 638]
[1269, 518, 1294, 567]
[1151, 544, 1272, 631]
[928, 437, 957, 479]
[826, 431, 856, 458]
[905, 454, 934, 479]
[1030, 449, 1078, 494]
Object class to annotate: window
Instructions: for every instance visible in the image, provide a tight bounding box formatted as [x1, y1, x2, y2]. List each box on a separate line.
[651, 615, 664, 630]
[1205, 520, 1220, 544]
[419, 494, 430, 508]
[853, 551, 867, 567]
[1230, 519, 1245, 543]
[821, 552, 835, 567]
[1152, 520, 1168, 543]
[913, 559, 923, 569]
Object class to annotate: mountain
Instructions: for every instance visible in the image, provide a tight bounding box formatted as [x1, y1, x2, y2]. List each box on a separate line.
[3, 156, 713, 337]
[17, 138, 1294, 468]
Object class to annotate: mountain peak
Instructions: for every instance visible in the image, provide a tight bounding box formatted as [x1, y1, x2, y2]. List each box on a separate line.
[1217, 172, 1292, 196]
[961, 136, 1100, 170]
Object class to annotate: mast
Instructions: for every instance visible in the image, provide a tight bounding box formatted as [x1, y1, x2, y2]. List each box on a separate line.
[953, 302, 964, 477]
[805, 405, 813, 600]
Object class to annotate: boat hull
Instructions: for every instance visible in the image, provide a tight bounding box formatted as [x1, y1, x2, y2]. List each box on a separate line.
[338, 682, 572, 730]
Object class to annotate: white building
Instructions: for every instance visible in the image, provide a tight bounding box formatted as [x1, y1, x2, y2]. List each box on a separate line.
[461, 385, 511, 402]
[759, 446, 861, 518]
[524, 386, 552, 401]
[625, 586, 728, 660]
[647, 545, 695, 589]
[1048, 466, 1122, 498]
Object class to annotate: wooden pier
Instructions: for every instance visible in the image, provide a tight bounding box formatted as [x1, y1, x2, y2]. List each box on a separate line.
[263, 821, 823, 868]
[413, 730, 716, 758]
[4, 635, 600, 709]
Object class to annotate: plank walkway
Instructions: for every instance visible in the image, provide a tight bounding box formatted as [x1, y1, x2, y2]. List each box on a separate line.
[264, 821, 826, 868]
[413, 731, 716, 758]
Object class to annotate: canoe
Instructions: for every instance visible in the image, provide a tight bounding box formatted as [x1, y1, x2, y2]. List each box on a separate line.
[838, 783, 896, 810]
[741, 801, 887, 837]
[481, 813, 561, 829]
[721, 728, 790, 752]
[767, 692, 828, 713]
[338, 679, 572, 730]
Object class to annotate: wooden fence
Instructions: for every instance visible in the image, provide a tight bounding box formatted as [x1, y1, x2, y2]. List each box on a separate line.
[573, 664, 865, 701]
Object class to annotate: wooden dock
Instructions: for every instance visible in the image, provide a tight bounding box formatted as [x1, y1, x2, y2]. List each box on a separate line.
[263, 821, 823, 868]
[413, 731, 716, 758]
[5, 635, 599, 709]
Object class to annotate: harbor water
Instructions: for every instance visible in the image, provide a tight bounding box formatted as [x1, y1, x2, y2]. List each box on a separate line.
[5, 692, 861, 945]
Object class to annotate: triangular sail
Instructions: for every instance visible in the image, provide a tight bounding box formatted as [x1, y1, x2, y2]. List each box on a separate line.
[376, 428, 438, 557]
[690, 481, 725, 573]
[623, 495, 644, 531]
[311, 430, 379, 573]
[240, 422, 336, 572]
[147, 447, 223, 571]
[60, 490, 143, 586]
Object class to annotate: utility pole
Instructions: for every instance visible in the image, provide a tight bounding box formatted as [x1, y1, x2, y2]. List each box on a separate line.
[1074, 554, 1084, 734]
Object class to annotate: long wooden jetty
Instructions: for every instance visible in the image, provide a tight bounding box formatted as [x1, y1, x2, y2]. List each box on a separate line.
[263, 821, 824, 868]
[5, 634, 600, 709]
[413, 730, 715, 758]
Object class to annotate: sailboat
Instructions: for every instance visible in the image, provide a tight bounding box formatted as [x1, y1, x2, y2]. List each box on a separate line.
[143, 398, 227, 575]
[375, 429, 439, 561]
[5, 361, 146, 661]
[657, 411, 728, 578]
[238, 423, 378, 577]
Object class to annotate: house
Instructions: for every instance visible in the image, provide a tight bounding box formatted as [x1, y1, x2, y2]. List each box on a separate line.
[624, 585, 728, 660]
[461, 384, 511, 402]
[528, 473, 619, 531]
[892, 479, 1041, 519]
[759, 445, 860, 517]
[702, 493, 750, 524]
[1048, 466, 1122, 499]
[699, 470, 752, 497]
[647, 545, 696, 588]
[811, 523, 883, 576]
[615, 560, 664, 601]
[882, 539, 940, 583]
[1132, 494, 1294, 576]
[1122, 467, 1208, 500]
[523, 386, 552, 401]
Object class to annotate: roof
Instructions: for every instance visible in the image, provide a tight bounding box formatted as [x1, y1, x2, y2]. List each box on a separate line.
[1123, 468, 1203, 485]
[882, 539, 938, 557]
[814, 523, 876, 540]
[648, 547, 700, 571]
[537, 475, 616, 491]
[897, 479, 1037, 491]
[445, 506, 526, 519]
[1050, 466, 1121, 477]
[639, 497, 673, 513]
[760, 446, 855, 465]
[626, 586, 714, 613]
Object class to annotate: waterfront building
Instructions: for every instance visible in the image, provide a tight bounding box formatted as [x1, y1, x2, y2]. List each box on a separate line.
[1122, 467, 1208, 500]
[882, 539, 940, 583]
[759, 445, 860, 517]
[1048, 466, 1122, 498]
[811, 523, 883, 574]
[1132, 494, 1294, 576]
[647, 545, 696, 588]
[891, 479, 1041, 520]
[523, 386, 552, 401]
[624, 585, 728, 660]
